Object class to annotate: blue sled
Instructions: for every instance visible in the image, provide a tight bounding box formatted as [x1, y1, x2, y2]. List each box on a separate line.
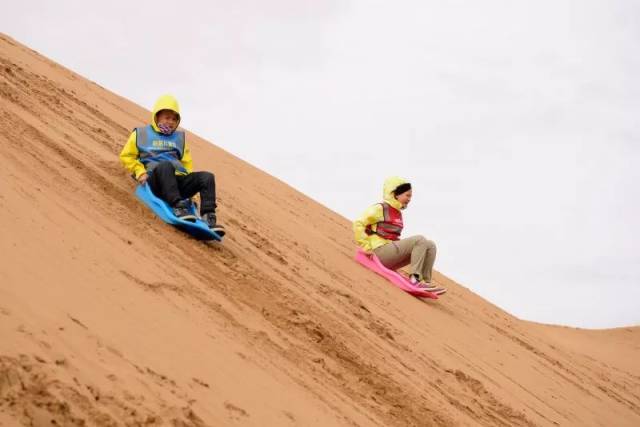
[135, 183, 223, 242]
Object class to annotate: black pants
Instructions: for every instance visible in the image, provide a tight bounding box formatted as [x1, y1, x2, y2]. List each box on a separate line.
[148, 161, 217, 214]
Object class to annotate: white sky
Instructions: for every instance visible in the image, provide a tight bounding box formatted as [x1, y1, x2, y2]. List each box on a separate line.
[3, 0, 639, 328]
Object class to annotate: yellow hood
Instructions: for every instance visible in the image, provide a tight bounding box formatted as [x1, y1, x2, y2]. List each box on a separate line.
[383, 176, 409, 210]
[151, 94, 181, 132]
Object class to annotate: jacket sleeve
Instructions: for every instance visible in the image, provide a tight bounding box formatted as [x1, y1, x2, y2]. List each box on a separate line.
[353, 204, 383, 251]
[180, 140, 193, 174]
[119, 131, 147, 179]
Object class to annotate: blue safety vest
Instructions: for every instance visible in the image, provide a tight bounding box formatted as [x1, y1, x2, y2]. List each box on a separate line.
[135, 125, 187, 174]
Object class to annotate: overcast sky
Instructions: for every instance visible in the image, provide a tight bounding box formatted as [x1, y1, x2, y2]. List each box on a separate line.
[3, 0, 639, 328]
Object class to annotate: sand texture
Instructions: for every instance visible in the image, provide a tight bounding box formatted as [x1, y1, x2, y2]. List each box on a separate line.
[1, 33, 639, 426]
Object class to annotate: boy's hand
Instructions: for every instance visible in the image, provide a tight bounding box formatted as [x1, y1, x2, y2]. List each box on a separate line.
[137, 173, 148, 184]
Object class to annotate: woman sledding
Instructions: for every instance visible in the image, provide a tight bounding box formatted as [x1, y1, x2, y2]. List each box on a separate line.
[353, 176, 446, 295]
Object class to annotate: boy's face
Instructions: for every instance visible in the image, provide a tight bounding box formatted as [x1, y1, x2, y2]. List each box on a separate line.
[155, 110, 179, 134]
[395, 189, 412, 208]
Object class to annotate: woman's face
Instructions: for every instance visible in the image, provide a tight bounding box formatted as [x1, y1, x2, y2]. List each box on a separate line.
[395, 189, 412, 208]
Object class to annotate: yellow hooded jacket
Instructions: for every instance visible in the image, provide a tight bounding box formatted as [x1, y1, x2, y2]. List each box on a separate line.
[353, 176, 408, 252]
[119, 94, 193, 179]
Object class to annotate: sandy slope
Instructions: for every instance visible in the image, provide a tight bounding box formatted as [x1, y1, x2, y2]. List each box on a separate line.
[0, 33, 638, 426]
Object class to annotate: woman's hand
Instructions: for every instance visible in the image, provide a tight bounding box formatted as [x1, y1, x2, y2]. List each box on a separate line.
[137, 173, 148, 184]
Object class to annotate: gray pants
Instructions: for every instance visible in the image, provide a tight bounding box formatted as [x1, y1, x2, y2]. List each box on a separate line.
[373, 235, 437, 283]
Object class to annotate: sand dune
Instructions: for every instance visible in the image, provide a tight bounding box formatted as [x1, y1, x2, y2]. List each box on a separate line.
[0, 33, 638, 426]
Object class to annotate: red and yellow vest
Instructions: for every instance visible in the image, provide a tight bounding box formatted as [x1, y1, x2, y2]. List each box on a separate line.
[365, 203, 403, 241]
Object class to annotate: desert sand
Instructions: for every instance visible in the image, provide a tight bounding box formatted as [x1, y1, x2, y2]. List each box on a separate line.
[0, 33, 638, 426]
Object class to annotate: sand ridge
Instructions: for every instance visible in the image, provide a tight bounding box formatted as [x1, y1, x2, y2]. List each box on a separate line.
[1, 33, 639, 426]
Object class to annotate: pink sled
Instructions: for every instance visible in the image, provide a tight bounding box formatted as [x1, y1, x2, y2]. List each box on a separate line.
[354, 249, 438, 299]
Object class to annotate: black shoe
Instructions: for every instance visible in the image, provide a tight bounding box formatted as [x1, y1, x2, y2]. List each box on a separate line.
[172, 199, 197, 221]
[202, 212, 226, 236]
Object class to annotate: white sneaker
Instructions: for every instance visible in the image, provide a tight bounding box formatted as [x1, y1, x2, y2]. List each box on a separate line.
[419, 284, 447, 295]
